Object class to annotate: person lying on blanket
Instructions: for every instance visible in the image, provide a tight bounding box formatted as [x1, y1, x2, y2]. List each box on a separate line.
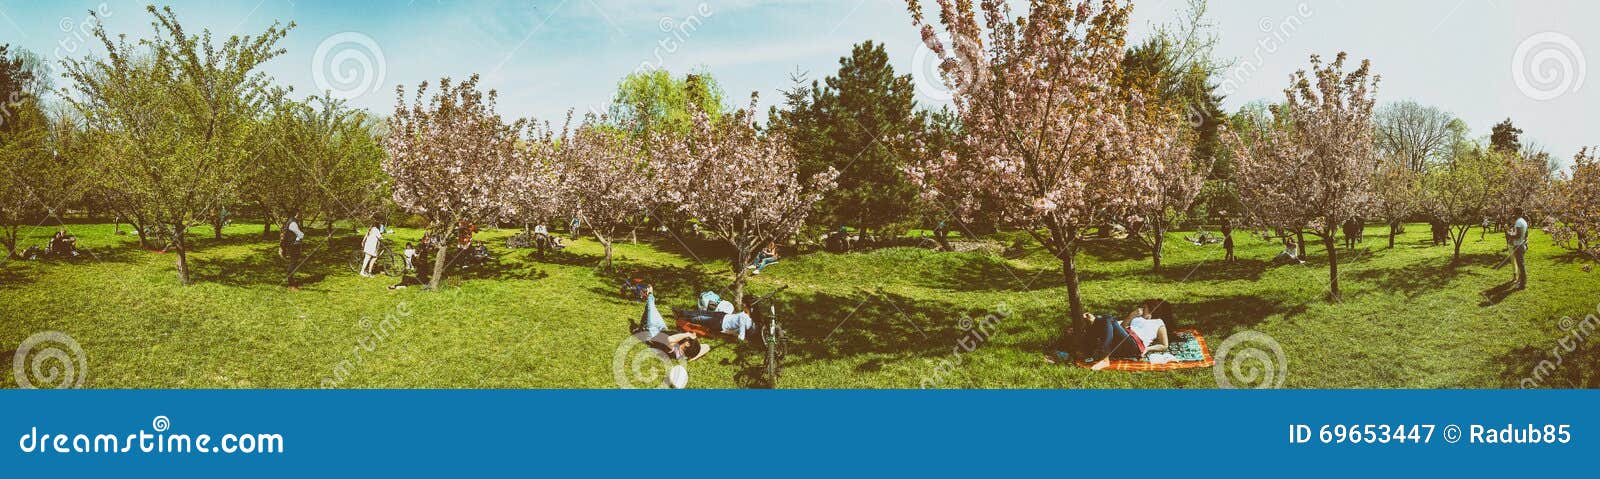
[1085, 307, 1169, 371]
[681, 297, 755, 341]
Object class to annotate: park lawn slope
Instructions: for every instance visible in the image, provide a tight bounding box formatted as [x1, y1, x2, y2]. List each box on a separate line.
[1, 222, 1595, 388]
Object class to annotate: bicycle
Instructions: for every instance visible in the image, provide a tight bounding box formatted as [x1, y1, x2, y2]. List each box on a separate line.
[349, 241, 404, 277]
[668, 285, 789, 387]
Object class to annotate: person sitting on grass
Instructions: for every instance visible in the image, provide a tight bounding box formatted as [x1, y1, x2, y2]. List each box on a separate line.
[1274, 238, 1305, 265]
[48, 229, 79, 257]
[402, 242, 417, 272]
[1081, 308, 1169, 371]
[748, 241, 779, 275]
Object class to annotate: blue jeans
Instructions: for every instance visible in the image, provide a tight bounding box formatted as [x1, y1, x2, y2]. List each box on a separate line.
[1092, 316, 1143, 361]
[752, 255, 778, 272]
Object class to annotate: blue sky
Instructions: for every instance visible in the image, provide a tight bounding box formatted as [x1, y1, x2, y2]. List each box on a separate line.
[1, 0, 1594, 166]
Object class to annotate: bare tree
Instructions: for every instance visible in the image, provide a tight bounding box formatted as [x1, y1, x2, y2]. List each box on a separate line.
[1374, 100, 1459, 174]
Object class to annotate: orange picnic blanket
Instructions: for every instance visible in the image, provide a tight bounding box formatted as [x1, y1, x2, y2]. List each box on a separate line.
[1078, 329, 1215, 371]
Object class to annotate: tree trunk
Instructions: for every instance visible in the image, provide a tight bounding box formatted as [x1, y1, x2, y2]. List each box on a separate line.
[427, 243, 450, 290]
[731, 246, 754, 311]
[1063, 247, 1086, 355]
[262, 222, 273, 238]
[1452, 227, 1467, 263]
[1151, 223, 1165, 272]
[596, 233, 613, 270]
[211, 218, 224, 239]
[1387, 220, 1398, 248]
[1297, 230, 1308, 259]
[134, 222, 150, 250]
[173, 226, 192, 285]
[1324, 234, 1340, 301]
[2, 227, 17, 258]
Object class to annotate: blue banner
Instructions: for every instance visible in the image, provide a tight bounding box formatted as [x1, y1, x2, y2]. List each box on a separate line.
[2, 390, 1592, 476]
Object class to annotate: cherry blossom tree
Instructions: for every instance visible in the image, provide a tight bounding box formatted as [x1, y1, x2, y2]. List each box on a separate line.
[1127, 108, 1202, 272]
[555, 115, 654, 270]
[1225, 52, 1379, 300]
[1545, 147, 1599, 261]
[655, 96, 837, 308]
[384, 74, 525, 289]
[503, 117, 569, 253]
[904, 0, 1160, 346]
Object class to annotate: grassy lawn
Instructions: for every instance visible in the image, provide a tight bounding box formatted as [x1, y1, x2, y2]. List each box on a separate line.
[2, 221, 1595, 389]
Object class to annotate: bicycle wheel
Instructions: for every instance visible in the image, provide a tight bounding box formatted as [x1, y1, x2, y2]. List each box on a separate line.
[382, 250, 405, 277]
[348, 251, 365, 275]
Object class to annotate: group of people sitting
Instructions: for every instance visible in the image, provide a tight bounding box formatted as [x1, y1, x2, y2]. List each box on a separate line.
[21, 229, 82, 259]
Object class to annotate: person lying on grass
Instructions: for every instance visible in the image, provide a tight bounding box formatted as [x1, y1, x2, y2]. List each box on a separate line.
[1049, 308, 1169, 370]
[681, 300, 755, 341]
[648, 331, 708, 361]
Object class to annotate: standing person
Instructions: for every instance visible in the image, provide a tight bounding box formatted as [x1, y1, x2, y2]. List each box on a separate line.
[1508, 209, 1530, 290]
[570, 216, 582, 237]
[1220, 212, 1236, 263]
[360, 222, 383, 277]
[282, 217, 306, 286]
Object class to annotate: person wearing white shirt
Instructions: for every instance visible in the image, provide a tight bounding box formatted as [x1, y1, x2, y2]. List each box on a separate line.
[360, 222, 383, 277]
[1508, 209, 1530, 290]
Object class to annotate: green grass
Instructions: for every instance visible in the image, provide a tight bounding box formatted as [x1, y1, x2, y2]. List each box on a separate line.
[2, 220, 1596, 389]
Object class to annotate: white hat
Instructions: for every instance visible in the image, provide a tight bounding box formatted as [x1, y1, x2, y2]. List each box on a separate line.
[666, 365, 689, 389]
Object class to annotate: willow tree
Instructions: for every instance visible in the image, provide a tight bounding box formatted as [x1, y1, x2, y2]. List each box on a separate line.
[61, 6, 291, 284]
[904, 0, 1162, 348]
[1226, 53, 1379, 300]
[384, 75, 524, 290]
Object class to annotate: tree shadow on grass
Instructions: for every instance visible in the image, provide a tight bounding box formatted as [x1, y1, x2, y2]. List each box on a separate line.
[190, 243, 348, 287]
[1349, 253, 1501, 299]
[0, 265, 36, 289]
[928, 253, 1046, 292]
[1080, 238, 1146, 262]
[777, 289, 1004, 368]
[1493, 341, 1600, 389]
[585, 263, 714, 305]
